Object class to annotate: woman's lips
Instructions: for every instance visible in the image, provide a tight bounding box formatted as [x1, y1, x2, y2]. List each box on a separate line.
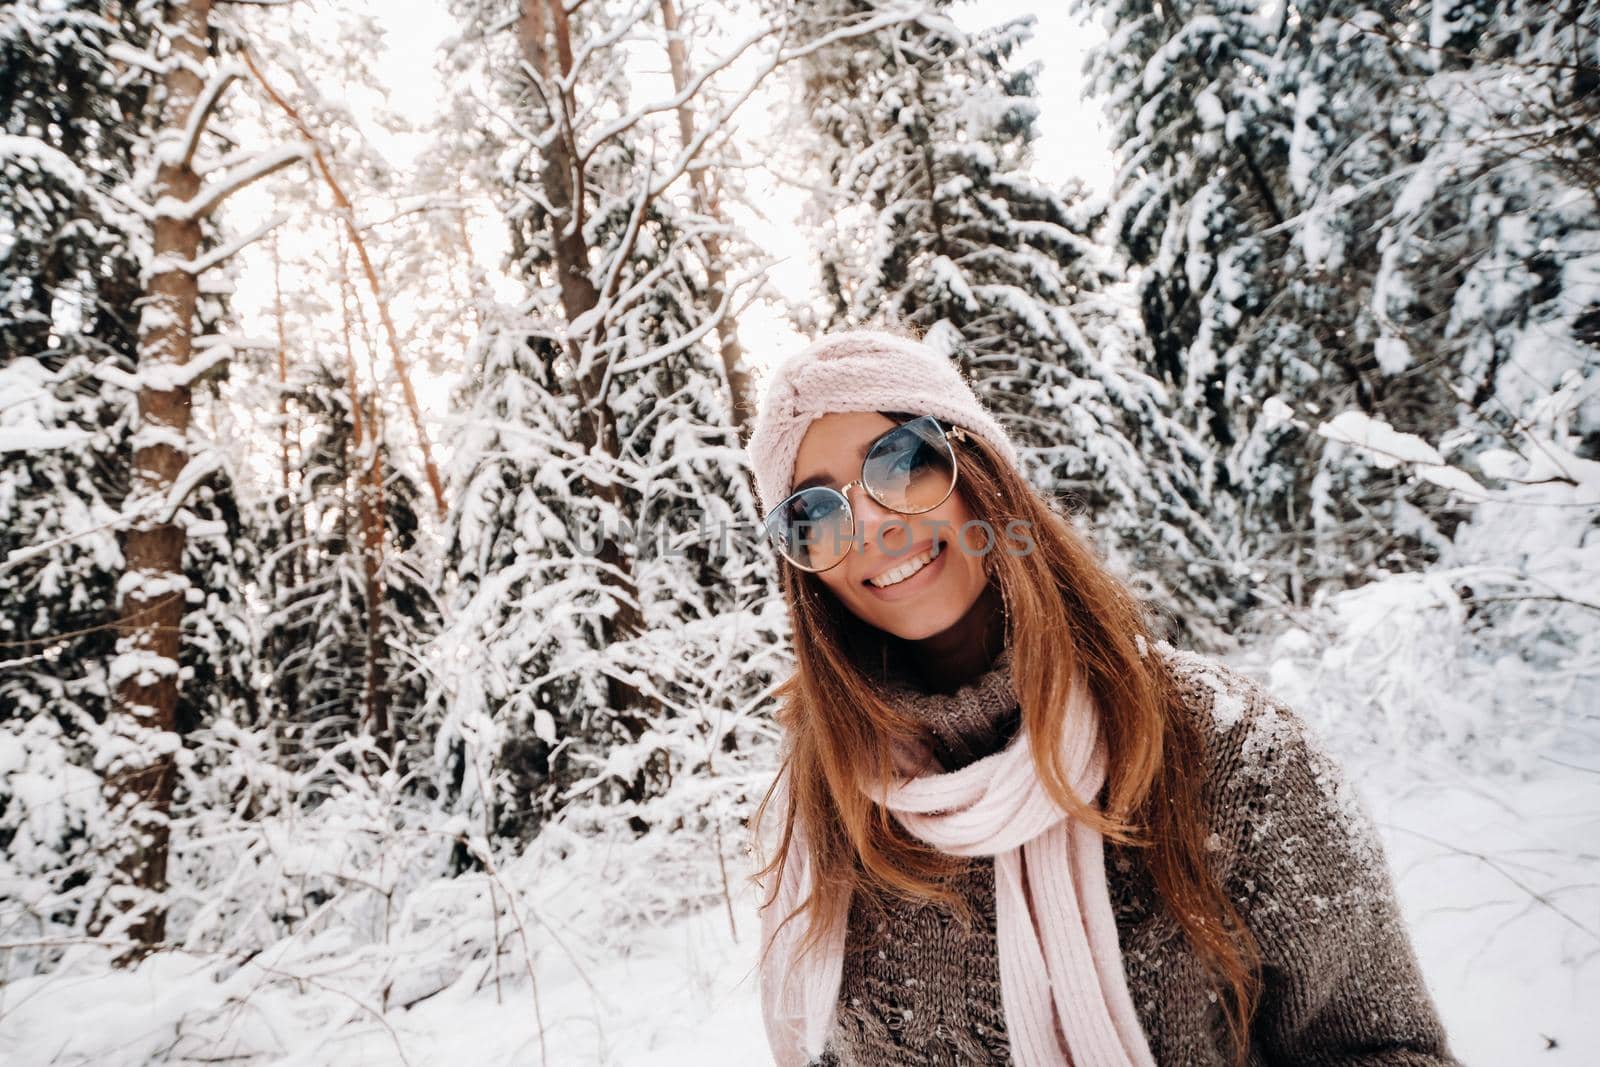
[861, 538, 947, 602]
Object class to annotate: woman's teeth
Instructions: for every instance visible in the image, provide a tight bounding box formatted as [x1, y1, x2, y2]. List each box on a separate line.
[867, 545, 939, 588]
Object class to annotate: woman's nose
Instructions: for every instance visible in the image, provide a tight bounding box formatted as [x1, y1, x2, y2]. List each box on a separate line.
[849, 486, 912, 553]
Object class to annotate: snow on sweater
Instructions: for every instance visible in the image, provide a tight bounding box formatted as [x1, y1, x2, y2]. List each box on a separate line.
[810, 642, 1460, 1066]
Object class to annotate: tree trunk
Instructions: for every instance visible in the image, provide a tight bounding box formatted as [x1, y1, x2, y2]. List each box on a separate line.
[102, 0, 211, 963]
[268, 232, 303, 734]
[657, 0, 756, 439]
[362, 393, 390, 762]
[517, 0, 656, 829]
[337, 234, 391, 763]
[271, 232, 293, 497]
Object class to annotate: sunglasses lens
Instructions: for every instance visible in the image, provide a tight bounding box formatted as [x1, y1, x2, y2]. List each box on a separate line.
[766, 487, 853, 571]
[862, 416, 957, 513]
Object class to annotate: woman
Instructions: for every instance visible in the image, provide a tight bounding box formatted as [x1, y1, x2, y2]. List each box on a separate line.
[743, 329, 1459, 1067]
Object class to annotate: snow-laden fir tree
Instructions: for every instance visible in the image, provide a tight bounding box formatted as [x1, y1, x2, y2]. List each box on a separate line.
[1327, 2, 1600, 742]
[1225, 0, 1468, 591]
[432, 0, 787, 858]
[1080, 0, 1597, 610]
[1077, 0, 1483, 607]
[245, 345, 437, 790]
[1362, 0, 1600, 462]
[1076, 0, 1310, 603]
[784, 0, 1242, 641]
[1, 1, 150, 735]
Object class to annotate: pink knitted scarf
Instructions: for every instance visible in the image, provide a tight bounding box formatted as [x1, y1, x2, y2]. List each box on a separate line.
[756, 667, 1157, 1067]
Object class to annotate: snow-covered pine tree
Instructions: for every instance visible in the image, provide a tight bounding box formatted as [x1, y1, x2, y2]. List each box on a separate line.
[1079, 0, 1285, 405]
[656, 0, 759, 435]
[1078, 0, 1476, 607]
[786, 0, 1240, 640]
[1081, 0, 1596, 609]
[1320, 3, 1600, 734]
[111, 0, 449, 985]
[1076, 0, 1314, 604]
[0, 33, 134, 949]
[1, 0, 146, 738]
[0, 0, 272, 964]
[432, 0, 787, 856]
[213, 7, 447, 788]
[432, 312, 593, 848]
[251, 342, 437, 787]
[326, 222, 442, 780]
[92, 0, 305, 958]
[1247, 0, 1471, 591]
[1364, 1, 1600, 465]
[1276, 0, 1600, 767]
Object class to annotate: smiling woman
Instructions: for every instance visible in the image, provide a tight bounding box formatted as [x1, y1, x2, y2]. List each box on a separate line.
[742, 327, 1460, 1067]
[784, 410, 1009, 684]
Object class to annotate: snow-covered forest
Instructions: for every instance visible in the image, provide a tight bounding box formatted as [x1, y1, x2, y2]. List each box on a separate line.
[1, 0, 1596, 1062]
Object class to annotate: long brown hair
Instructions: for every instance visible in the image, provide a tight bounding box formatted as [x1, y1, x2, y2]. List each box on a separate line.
[748, 392, 1263, 1064]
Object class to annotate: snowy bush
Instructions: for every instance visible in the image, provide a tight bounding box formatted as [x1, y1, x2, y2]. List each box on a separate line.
[1254, 409, 1599, 774]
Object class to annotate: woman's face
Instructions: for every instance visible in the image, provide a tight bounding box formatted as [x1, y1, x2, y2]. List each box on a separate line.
[790, 411, 991, 641]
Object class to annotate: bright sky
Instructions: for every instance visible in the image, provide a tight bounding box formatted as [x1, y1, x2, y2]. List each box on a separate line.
[224, 0, 1111, 478]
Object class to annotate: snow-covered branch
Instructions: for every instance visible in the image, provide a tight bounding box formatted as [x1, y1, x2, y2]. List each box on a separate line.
[87, 335, 264, 395]
[154, 143, 308, 220]
[0, 428, 93, 454]
[141, 346, 233, 392]
[154, 450, 224, 525]
[1, 134, 92, 193]
[0, 449, 218, 575]
[578, 20, 777, 166]
[151, 211, 289, 275]
[105, 41, 170, 76]
[606, 262, 761, 377]
[1318, 411, 1495, 500]
[164, 63, 243, 169]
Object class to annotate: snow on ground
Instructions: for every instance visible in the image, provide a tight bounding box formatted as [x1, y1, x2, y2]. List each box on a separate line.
[4, 755, 1594, 1066]
[1363, 758, 1600, 1063]
[0, 827, 777, 1066]
[3, 674, 1596, 1066]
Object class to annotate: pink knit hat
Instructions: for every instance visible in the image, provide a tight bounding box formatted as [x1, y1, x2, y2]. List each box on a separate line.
[745, 329, 1022, 516]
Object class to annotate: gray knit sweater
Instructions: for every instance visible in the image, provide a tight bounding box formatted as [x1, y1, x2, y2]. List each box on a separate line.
[810, 642, 1460, 1066]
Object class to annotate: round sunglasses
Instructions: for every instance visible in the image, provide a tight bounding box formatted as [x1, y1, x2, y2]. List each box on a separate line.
[762, 414, 971, 573]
